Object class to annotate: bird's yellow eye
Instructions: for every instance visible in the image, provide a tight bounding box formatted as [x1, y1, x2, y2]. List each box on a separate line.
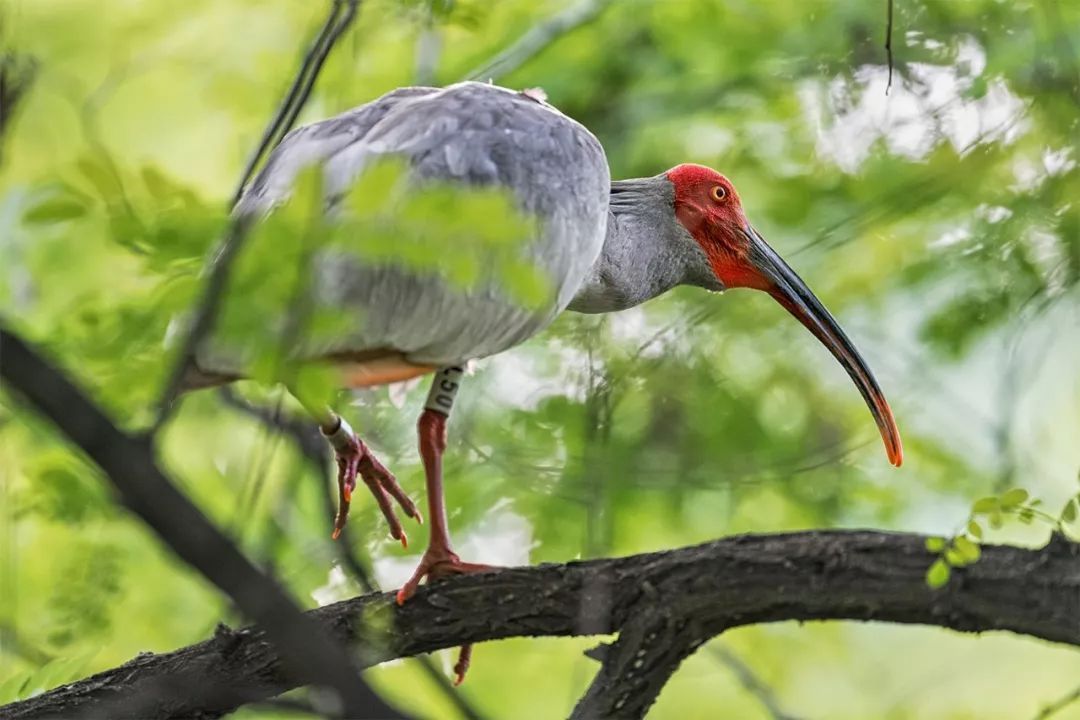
[710, 185, 727, 202]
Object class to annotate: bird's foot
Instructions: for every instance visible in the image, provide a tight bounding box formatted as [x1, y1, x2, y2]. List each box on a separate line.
[323, 418, 422, 544]
[396, 545, 496, 686]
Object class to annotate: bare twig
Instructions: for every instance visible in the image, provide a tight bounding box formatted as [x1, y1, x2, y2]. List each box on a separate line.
[1034, 683, 1080, 720]
[4, 529, 1079, 720]
[465, 0, 611, 82]
[709, 645, 802, 720]
[233, 0, 361, 205]
[885, 0, 895, 95]
[152, 0, 362, 433]
[0, 325, 404, 719]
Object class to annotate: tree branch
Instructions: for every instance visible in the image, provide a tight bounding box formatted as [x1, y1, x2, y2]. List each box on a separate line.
[465, 0, 612, 82]
[0, 325, 404, 719]
[709, 646, 802, 720]
[2, 528, 1077, 720]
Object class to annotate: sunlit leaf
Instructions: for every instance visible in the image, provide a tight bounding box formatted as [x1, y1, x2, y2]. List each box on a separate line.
[999, 488, 1029, 509]
[926, 559, 951, 589]
[23, 198, 87, 224]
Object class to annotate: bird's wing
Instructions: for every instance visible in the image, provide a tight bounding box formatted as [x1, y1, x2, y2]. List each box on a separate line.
[233, 86, 438, 217]
[320, 82, 609, 225]
[204, 83, 610, 379]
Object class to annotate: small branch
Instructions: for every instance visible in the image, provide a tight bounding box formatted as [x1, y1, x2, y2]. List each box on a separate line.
[232, 0, 362, 206]
[465, 0, 611, 82]
[0, 325, 404, 719]
[885, 0, 895, 95]
[570, 609, 703, 719]
[1035, 683, 1080, 720]
[710, 646, 802, 720]
[3, 529, 1078, 719]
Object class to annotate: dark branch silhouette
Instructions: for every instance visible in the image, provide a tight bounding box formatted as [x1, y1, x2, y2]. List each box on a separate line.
[0, 325, 404, 720]
[2, 526, 1078, 720]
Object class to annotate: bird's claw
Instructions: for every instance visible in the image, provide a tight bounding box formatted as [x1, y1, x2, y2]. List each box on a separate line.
[394, 547, 494, 605]
[326, 420, 421, 543]
[395, 547, 494, 686]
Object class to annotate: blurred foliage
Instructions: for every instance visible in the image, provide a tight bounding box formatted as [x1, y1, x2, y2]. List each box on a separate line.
[1, 0, 1079, 718]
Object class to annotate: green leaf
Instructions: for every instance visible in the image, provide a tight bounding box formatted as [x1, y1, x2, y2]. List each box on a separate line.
[926, 559, 951, 589]
[944, 547, 964, 566]
[954, 536, 981, 563]
[972, 496, 999, 514]
[24, 198, 87, 224]
[1062, 498, 1078, 524]
[967, 520, 983, 539]
[999, 488, 1029, 509]
[925, 536, 947, 553]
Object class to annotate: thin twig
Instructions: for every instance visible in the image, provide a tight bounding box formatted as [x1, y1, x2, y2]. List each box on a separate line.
[465, 0, 611, 82]
[885, 0, 895, 95]
[709, 645, 802, 720]
[232, 0, 360, 206]
[1034, 683, 1080, 720]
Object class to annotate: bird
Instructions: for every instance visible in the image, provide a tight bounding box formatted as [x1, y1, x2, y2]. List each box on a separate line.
[182, 81, 903, 683]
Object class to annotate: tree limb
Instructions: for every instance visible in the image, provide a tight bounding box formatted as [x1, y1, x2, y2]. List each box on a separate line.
[0, 324, 404, 719]
[465, 0, 612, 82]
[2, 528, 1077, 720]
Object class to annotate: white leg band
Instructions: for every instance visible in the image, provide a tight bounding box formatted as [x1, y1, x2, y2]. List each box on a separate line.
[424, 365, 465, 415]
[322, 416, 356, 453]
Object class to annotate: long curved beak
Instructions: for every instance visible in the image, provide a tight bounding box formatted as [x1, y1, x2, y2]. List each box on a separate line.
[742, 226, 903, 466]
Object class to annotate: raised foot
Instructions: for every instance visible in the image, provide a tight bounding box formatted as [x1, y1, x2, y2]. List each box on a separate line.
[323, 418, 422, 544]
[396, 547, 496, 685]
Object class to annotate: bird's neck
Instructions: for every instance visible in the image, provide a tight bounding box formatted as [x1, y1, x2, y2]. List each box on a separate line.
[568, 175, 697, 313]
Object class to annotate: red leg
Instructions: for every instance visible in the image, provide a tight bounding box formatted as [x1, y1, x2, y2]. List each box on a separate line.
[395, 409, 492, 602]
[396, 407, 494, 685]
[321, 416, 421, 544]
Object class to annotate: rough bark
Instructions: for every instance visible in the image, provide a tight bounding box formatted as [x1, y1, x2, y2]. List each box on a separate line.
[3, 530, 1078, 719]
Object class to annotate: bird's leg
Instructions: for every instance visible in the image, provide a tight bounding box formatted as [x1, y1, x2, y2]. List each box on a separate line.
[318, 412, 422, 544]
[396, 366, 493, 685]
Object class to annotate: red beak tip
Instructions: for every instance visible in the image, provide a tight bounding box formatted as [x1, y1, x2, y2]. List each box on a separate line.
[887, 441, 904, 467]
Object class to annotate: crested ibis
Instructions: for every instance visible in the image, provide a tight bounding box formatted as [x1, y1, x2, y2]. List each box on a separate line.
[185, 81, 902, 682]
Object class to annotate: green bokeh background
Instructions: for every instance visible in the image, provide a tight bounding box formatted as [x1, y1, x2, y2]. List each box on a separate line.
[2, 1, 1079, 717]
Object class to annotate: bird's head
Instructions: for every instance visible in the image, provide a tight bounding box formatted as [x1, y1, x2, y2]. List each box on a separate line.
[666, 163, 903, 467]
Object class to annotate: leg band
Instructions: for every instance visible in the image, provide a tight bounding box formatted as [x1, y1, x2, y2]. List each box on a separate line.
[424, 365, 465, 415]
[321, 416, 356, 453]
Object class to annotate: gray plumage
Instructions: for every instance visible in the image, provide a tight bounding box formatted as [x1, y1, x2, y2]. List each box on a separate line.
[195, 81, 712, 381]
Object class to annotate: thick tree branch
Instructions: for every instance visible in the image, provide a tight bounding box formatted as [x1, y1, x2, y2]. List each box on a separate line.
[0, 325, 403, 719]
[2, 529, 1078, 720]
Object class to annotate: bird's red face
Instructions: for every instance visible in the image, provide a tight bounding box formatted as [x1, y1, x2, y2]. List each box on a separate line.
[667, 163, 903, 467]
